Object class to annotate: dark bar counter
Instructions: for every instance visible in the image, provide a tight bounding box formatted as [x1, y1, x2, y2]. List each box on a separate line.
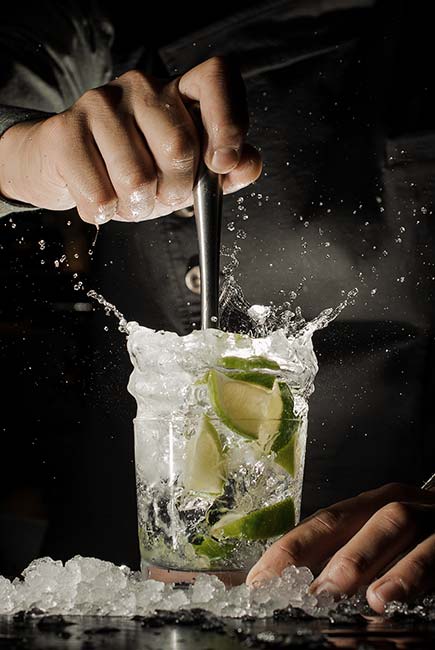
[1, 610, 435, 649]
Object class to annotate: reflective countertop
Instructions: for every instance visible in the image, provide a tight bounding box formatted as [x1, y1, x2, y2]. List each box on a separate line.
[1, 610, 435, 649]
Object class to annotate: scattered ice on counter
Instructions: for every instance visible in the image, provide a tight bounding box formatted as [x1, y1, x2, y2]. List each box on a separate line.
[384, 597, 435, 621]
[0, 557, 334, 618]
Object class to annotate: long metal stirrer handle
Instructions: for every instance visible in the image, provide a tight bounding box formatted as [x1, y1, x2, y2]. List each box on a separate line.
[193, 161, 223, 329]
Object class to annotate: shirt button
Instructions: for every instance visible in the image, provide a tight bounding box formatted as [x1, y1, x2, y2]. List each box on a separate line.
[185, 265, 201, 294]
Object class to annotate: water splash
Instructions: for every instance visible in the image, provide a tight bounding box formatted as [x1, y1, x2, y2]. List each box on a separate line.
[87, 276, 357, 340]
[87, 290, 129, 334]
[219, 266, 358, 339]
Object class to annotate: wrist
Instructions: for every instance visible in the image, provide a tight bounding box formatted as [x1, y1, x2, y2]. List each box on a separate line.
[0, 120, 42, 204]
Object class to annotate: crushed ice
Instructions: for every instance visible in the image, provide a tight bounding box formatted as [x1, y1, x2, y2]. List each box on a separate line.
[0, 556, 334, 618]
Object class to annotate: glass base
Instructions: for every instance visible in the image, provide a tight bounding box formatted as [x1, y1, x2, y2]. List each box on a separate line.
[144, 564, 247, 587]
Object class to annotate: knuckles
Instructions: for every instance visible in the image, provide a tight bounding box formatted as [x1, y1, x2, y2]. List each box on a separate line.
[310, 508, 344, 535]
[160, 133, 197, 171]
[378, 501, 417, 534]
[75, 86, 123, 115]
[332, 552, 370, 585]
[202, 55, 231, 80]
[402, 554, 429, 579]
[115, 169, 156, 193]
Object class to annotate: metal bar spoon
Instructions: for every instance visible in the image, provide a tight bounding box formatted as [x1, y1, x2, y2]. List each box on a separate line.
[193, 161, 223, 329]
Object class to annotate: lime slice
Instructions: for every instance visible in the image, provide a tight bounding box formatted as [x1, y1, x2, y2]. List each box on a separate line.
[258, 381, 300, 475]
[192, 535, 234, 562]
[273, 427, 298, 475]
[208, 368, 277, 439]
[219, 355, 280, 371]
[208, 364, 300, 474]
[184, 415, 226, 494]
[210, 497, 295, 541]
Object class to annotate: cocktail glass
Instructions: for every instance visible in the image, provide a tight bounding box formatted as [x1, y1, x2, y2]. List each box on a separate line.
[128, 327, 314, 584]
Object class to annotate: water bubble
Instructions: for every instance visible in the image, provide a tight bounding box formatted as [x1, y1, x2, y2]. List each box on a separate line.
[227, 222, 235, 232]
[38, 240, 45, 250]
[370, 288, 377, 296]
[236, 230, 246, 240]
[421, 206, 428, 214]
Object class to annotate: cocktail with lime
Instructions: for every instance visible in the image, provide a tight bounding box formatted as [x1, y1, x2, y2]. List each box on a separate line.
[128, 324, 314, 581]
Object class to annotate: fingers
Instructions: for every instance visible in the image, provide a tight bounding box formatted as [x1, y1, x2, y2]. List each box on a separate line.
[246, 483, 434, 587]
[130, 76, 200, 208]
[117, 143, 262, 223]
[9, 62, 260, 223]
[179, 56, 250, 173]
[88, 102, 157, 221]
[246, 501, 371, 586]
[49, 113, 117, 225]
[311, 502, 435, 598]
[367, 532, 435, 613]
[223, 144, 262, 194]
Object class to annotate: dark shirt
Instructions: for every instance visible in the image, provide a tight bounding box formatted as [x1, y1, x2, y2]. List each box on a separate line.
[1, 0, 434, 569]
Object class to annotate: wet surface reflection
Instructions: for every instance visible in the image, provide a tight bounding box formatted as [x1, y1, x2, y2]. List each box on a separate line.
[1, 613, 435, 649]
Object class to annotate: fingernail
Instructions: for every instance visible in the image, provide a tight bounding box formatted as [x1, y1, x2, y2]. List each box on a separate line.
[212, 147, 239, 173]
[130, 188, 151, 205]
[246, 568, 277, 587]
[311, 580, 342, 597]
[129, 189, 154, 221]
[372, 579, 405, 605]
[94, 202, 117, 225]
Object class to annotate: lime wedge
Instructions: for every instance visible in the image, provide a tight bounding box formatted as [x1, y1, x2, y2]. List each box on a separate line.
[184, 415, 226, 494]
[208, 369, 277, 439]
[208, 362, 300, 474]
[273, 427, 298, 475]
[210, 497, 295, 541]
[219, 355, 280, 371]
[258, 381, 300, 475]
[191, 535, 234, 562]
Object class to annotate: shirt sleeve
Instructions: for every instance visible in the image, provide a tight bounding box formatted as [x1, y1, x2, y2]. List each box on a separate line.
[0, 0, 114, 217]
